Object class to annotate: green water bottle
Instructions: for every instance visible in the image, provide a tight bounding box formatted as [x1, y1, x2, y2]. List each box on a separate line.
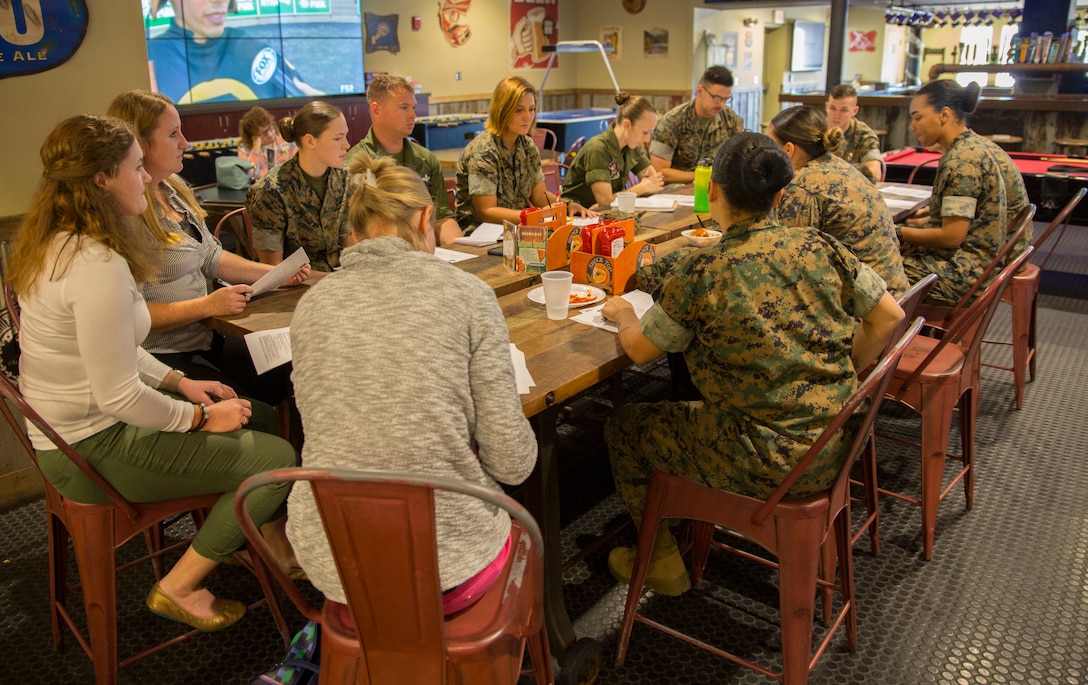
[693, 160, 712, 213]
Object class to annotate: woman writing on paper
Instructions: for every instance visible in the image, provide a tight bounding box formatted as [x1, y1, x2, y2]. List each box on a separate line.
[601, 133, 903, 595]
[455, 76, 594, 233]
[107, 90, 310, 407]
[561, 92, 664, 209]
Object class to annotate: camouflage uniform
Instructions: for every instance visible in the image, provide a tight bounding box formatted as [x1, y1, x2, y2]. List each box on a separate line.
[347, 129, 456, 226]
[247, 157, 354, 272]
[832, 118, 883, 184]
[607, 214, 887, 518]
[561, 127, 653, 208]
[902, 130, 1008, 306]
[777, 153, 910, 296]
[978, 134, 1033, 254]
[649, 100, 745, 172]
[454, 131, 544, 232]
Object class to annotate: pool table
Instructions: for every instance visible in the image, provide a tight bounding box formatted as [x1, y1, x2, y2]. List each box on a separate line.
[535, 108, 615, 152]
[883, 147, 1088, 223]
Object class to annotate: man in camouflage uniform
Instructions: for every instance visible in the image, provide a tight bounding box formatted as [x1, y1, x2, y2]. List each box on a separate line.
[346, 75, 463, 246]
[605, 213, 890, 594]
[826, 85, 883, 184]
[454, 128, 545, 233]
[901, 130, 1009, 306]
[649, 66, 745, 184]
[777, 152, 910, 296]
[247, 155, 354, 273]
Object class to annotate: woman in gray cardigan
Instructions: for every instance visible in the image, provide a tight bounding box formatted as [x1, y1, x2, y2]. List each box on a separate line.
[287, 152, 537, 614]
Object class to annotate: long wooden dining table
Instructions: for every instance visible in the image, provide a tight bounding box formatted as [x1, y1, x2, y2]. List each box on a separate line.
[205, 206, 705, 682]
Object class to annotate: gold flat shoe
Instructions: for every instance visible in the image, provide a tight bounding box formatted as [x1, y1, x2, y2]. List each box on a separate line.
[146, 584, 246, 632]
[287, 566, 308, 582]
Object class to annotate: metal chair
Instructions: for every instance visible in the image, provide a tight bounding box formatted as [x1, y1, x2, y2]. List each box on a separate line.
[235, 467, 554, 685]
[878, 245, 1035, 560]
[213, 206, 257, 261]
[542, 163, 570, 198]
[614, 320, 924, 685]
[851, 273, 938, 558]
[907, 156, 941, 184]
[0, 368, 289, 685]
[531, 127, 558, 156]
[983, 187, 1087, 408]
[561, 136, 587, 166]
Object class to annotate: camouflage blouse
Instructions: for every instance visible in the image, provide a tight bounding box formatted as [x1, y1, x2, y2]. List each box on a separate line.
[777, 153, 908, 296]
[246, 157, 354, 272]
[635, 214, 887, 496]
[649, 100, 744, 172]
[561, 127, 652, 208]
[902, 130, 1008, 306]
[832, 117, 882, 183]
[454, 131, 544, 232]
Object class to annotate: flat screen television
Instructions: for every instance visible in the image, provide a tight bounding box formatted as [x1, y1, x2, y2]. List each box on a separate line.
[143, 0, 365, 105]
[791, 20, 826, 72]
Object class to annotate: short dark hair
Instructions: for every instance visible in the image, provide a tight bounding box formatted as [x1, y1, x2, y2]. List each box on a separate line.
[700, 65, 734, 89]
[710, 132, 793, 214]
[828, 84, 858, 100]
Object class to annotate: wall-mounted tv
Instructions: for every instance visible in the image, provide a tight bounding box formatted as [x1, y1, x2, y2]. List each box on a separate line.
[791, 20, 826, 72]
[143, 0, 365, 106]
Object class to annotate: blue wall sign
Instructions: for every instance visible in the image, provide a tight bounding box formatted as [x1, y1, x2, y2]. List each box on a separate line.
[0, 0, 89, 80]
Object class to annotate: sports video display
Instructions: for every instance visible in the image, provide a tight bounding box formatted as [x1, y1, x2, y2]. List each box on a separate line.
[144, 0, 365, 105]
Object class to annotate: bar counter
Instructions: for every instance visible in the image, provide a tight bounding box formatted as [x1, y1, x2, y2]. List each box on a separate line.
[779, 92, 1088, 154]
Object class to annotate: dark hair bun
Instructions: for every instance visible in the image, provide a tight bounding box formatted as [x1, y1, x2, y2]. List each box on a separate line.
[822, 126, 844, 152]
[962, 82, 981, 115]
[742, 145, 793, 197]
[278, 117, 296, 143]
[615, 91, 631, 106]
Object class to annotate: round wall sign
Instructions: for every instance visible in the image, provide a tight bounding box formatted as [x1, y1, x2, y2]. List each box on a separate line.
[622, 0, 646, 15]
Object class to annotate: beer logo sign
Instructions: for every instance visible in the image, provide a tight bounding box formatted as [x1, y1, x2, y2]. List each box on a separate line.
[0, 0, 89, 80]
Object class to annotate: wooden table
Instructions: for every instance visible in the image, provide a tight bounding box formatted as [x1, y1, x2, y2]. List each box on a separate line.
[208, 275, 645, 679]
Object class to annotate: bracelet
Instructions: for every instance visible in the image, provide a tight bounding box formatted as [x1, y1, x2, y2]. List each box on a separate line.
[189, 403, 209, 432]
[162, 369, 185, 394]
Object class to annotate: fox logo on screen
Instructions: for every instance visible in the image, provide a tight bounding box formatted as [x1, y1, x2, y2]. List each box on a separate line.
[251, 47, 277, 86]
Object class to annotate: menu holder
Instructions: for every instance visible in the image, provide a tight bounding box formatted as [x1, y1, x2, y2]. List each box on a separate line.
[502, 222, 581, 272]
[570, 240, 655, 295]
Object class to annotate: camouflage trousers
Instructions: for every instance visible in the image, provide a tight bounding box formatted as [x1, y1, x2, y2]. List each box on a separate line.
[903, 252, 979, 307]
[605, 400, 848, 523]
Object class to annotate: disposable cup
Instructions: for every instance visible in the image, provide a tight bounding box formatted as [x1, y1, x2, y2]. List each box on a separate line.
[616, 191, 637, 213]
[541, 271, 574, 320]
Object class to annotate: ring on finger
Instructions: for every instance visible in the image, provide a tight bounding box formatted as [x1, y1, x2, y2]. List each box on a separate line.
[241, 416, 249, 426]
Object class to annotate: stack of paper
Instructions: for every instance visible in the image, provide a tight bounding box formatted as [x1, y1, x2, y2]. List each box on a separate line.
[609, 196, 679, 212]
[454, 222, 504, 246]
[433, 247, 478, 264]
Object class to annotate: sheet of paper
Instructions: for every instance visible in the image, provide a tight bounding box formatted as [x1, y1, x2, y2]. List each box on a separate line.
[244, 327, 292, 375]
[572, 216, 598, 227]
[654, 193, 696, 207]
[250, 247, 309, 296]
[610, 196, 678, 212]
[433, 247, 478, 264]
[454, 222, 504, 246]
[880, 185, 932, 200]
[570, 289, 655, 332]
[509, 343, 535, 394]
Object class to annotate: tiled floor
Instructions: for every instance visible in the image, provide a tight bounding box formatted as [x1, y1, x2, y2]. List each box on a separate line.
[3, 259, 1088, 684]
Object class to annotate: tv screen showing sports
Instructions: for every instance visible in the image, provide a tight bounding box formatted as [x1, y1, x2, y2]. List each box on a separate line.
[143, 0, 365, 105]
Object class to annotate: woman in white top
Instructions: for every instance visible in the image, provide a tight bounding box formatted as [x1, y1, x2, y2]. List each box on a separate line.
[7, 115, 297, 632]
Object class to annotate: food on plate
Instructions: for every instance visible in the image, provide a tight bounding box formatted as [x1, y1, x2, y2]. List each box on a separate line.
[570, 289, 597, 305]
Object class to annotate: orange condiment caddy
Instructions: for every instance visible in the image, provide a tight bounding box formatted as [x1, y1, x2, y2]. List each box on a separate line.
[568, 217, 653, 295]
[502, 203, 582, 273]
